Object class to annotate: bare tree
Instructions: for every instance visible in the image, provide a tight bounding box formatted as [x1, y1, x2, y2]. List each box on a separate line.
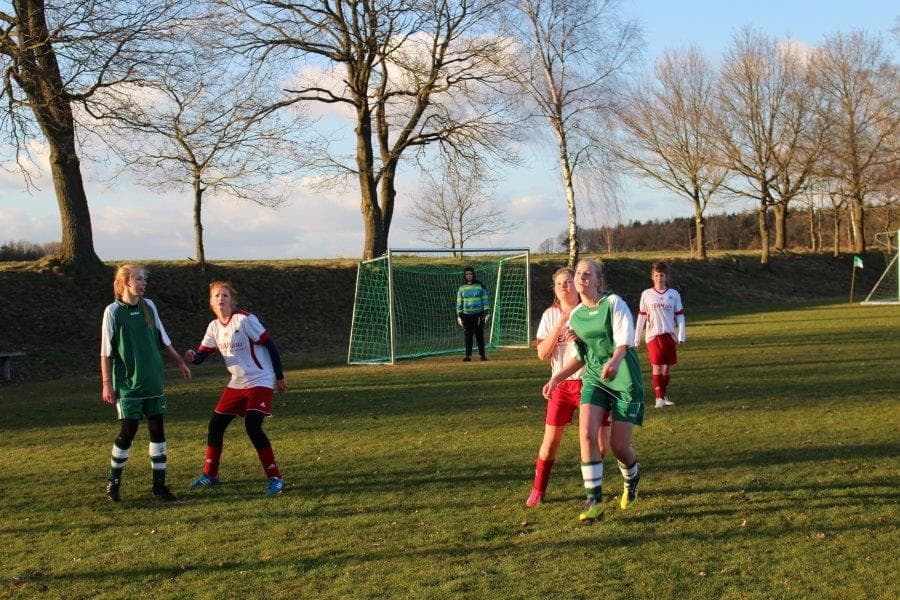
[410, 161, 509, 249]
[616, 47, 726, 259]
[812, 30, 899, 254]
[220, 0, 516, 260]
[502, 0, 640, 267]
[90, 52, 309, 270]
[716, 28, 819, 265]
[0, 0, 188, 271]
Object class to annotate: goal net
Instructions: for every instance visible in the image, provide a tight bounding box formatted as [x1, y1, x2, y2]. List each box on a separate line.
[862, 231, 899, 305]
[348, 248, 531, 364]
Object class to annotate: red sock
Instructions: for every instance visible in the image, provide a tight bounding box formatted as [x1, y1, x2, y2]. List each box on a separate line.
[652, 374, 664, 399]
[204, 445, 222, 478]
[533, 458, 555, 494]
[257, 445, 281, 479]
[659, 374, 670, 398]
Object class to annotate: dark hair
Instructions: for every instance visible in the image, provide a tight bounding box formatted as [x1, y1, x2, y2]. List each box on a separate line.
[651, 261, 668, 275]
[463, 266, 475, 273]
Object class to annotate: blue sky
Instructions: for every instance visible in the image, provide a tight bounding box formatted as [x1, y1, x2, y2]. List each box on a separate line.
[1, 1, 897, 260]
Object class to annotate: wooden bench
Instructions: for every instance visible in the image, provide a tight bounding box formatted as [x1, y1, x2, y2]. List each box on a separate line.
[0, 352, 25, 382]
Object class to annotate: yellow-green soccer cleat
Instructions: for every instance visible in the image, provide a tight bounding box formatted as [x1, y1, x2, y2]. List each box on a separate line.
[578, 497, 603, 523]
[620, 472, 640, 510]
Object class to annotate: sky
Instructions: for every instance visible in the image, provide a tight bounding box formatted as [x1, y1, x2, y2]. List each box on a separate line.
[1, 1, 897, 261]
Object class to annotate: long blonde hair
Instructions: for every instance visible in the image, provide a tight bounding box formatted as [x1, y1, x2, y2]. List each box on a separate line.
[113, 264, 153, 326]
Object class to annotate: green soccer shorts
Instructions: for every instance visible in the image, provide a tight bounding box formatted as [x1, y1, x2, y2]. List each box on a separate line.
[116, 396, 167, 421]
[580, 381, 644, 426]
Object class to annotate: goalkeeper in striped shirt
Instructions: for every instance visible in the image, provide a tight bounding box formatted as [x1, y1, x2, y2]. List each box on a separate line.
[456, 267, 491, 361]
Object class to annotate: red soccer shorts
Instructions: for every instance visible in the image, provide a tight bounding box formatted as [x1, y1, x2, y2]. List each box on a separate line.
[647, 333, 678, 366]
[546, 379, 582, 426]
[214, 386, 274, 417]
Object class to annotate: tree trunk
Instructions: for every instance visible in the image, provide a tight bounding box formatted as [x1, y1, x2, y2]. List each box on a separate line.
[832, 211, 840, 257]
[692, 196, 707, 259]
[556, 130, 579, 268]
[48, 138, 100, 270]
[355, 100, 388, 260]
[772, 202, 787, 250]
[851, 196, 866, 254]
[757, 200, 770, 265]
[193, 176, 206, 270]
[19, 1, 100, 271]
[807, 204, 816, 251]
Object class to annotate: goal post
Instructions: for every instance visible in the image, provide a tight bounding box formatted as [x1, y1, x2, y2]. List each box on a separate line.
[862, 230, 900, 305]
[348, 248, 531, 364]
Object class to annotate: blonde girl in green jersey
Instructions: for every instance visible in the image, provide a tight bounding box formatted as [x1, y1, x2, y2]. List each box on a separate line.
[100, 264, 191, 502]
[542, 259, 644, 522]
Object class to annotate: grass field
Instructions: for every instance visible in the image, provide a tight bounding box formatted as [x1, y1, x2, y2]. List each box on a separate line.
[2, 303, 898, 599]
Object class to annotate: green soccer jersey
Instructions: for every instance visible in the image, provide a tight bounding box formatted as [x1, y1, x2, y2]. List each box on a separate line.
[570, 293, 643, 396]
[100, 299, 170, 400]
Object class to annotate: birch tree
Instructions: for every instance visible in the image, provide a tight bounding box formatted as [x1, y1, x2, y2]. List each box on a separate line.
[503, 0, 640, 267]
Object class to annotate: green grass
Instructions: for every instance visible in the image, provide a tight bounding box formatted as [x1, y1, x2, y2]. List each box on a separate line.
[2, 303, 898, 599]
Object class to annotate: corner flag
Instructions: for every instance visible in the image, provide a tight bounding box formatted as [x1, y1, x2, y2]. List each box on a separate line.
[853, 256, 864, 269]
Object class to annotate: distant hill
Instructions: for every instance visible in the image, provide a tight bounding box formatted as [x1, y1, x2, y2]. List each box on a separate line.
[0, 252, 888, 381]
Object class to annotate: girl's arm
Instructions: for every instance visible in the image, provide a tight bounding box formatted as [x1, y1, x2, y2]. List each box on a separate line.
[676, 313, 686, 343]
[263, 338, 287, 392]
[542, 356, 585, 399]
[164, 345, 191, 380]
[633, 313, 647, 347]
[601, 345, 628, 381]
[536, 311, 571, 360]
[100, 355, 115, 404]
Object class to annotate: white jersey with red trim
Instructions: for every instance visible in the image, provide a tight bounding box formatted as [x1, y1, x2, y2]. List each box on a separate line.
[198, 311, 275, 389]
[535, 305, 585, 380]
[634, 287, 685, 345]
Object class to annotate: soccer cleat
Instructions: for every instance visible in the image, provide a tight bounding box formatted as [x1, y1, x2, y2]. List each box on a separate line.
[462, 356, 472, 362]
[578, 497, 603, 522]
[525, 488, 543, 507]
[264, 477, 284, 497]
[188, 474, 219, 490]
[655, 397, 665, 408]
[662, 397, 675, 407]
[106, 480, 121, 502]
[152, 484, 178, 502]
[480, 356, 487, 361]
[620, 472, 640, 510]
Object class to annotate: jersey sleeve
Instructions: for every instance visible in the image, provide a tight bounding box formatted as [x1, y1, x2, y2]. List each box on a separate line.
[144, 299, 172, 348]
[535, 308, 555, 342]
[243, 313, 268, 343]
[608, 295, 635, 348]
[199, 320, 218, 353]
[100, 304, 116, 357]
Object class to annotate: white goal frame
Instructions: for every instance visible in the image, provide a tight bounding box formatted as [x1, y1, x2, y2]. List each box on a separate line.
[348, 247, 531, 364]
[862, 230, 900, 305]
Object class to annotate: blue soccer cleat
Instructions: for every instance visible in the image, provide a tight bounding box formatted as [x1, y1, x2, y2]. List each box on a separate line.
[264, 477, 284, 497]
[189, 474, 219, 490]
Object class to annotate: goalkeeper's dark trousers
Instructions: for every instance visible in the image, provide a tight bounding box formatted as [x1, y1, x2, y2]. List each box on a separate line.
[462, 312, 486, 358]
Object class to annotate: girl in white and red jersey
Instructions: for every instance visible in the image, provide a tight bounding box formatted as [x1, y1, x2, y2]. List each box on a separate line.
[633, 262, 685, 408]
[525, 267, 610, 507]
[184, 281, 288, 497]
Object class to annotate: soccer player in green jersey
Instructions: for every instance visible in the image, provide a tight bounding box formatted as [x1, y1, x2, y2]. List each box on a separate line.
[456, 267, 491, 361]
[542, 259, 644, 522]
[100, 264, 191, 502]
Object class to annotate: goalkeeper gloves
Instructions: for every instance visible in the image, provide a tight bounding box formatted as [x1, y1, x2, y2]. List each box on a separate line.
[457, 317, 463, 327]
